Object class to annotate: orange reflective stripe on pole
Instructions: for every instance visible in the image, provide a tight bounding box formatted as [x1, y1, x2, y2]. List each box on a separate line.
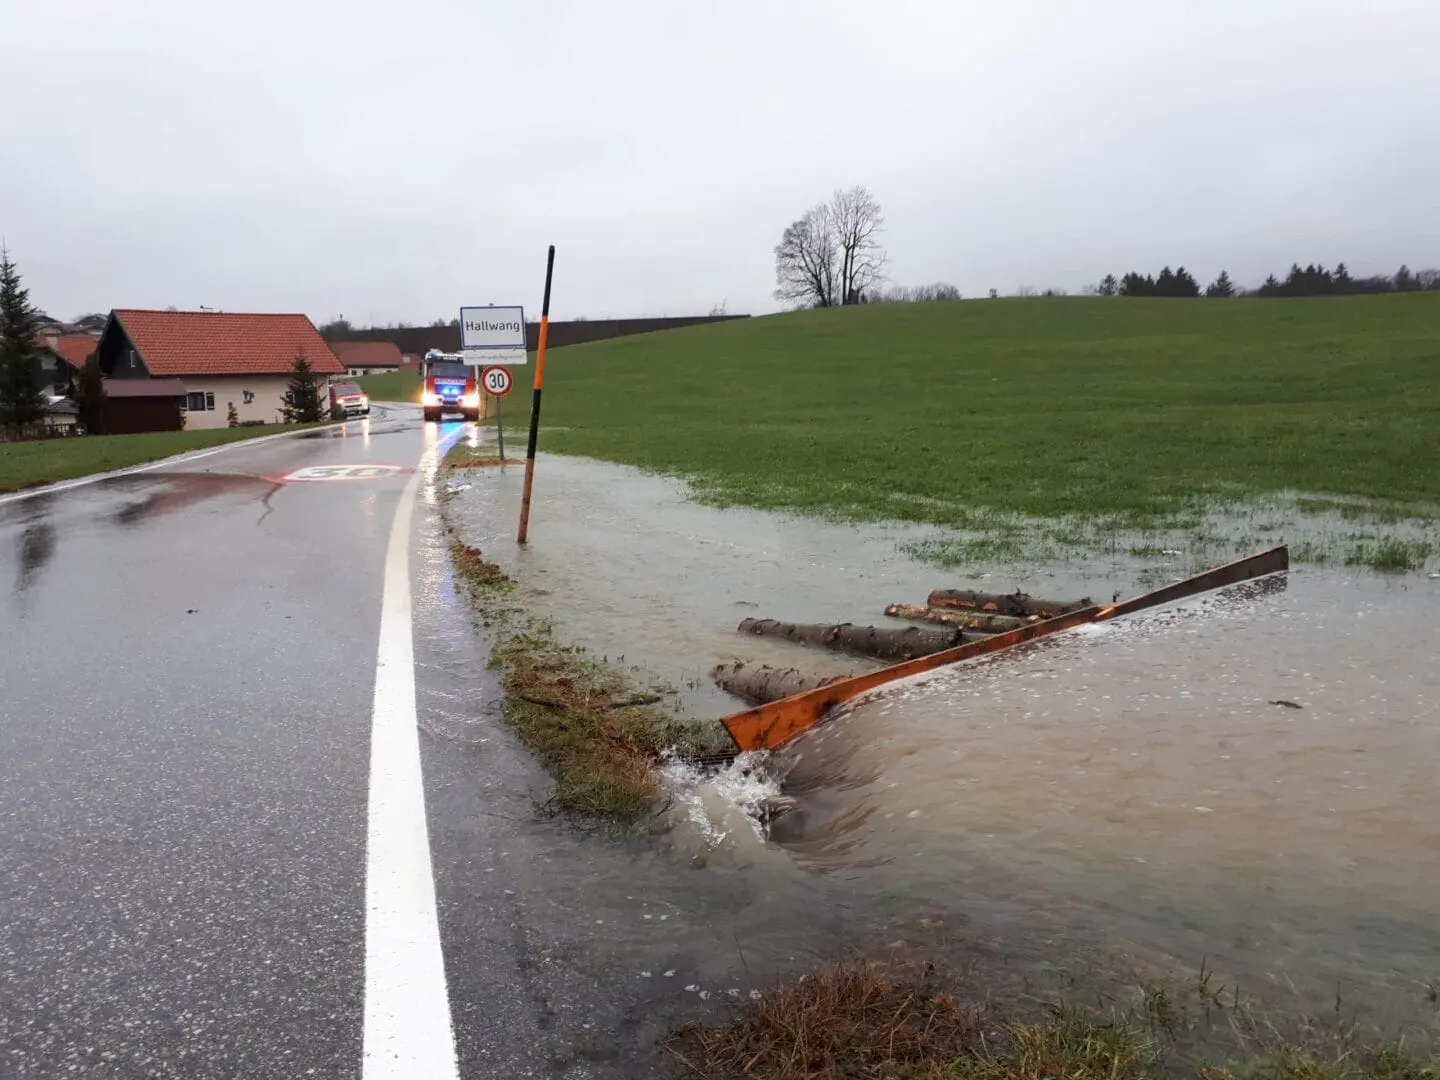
[517, 245, 555, 544]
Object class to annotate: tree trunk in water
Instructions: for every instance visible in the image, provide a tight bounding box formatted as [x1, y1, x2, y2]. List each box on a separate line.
[736, 618, 964, 660]
[925, 588, 1090, 619]
[883, 603, 1033, 632]
[711, 662, 848, 705]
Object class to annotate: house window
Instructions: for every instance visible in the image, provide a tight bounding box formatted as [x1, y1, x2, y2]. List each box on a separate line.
[185, 392, 215, 411]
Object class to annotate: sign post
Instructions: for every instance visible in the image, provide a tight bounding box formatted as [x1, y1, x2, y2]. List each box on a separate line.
[517, 246, 555, 545]
[481, 365, 512, 461]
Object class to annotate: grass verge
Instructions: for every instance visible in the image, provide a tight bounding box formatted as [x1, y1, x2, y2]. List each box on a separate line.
[668, 960, 1438, 1080]
[0, 425, 323, 494]
[444, 526, 731, 824]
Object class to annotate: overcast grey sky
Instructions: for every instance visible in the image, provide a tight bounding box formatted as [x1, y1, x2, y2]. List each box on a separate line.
[4, 0, 1437, 325]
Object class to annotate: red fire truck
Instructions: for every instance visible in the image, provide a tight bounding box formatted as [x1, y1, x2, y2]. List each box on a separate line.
[420, 350, 480, 423]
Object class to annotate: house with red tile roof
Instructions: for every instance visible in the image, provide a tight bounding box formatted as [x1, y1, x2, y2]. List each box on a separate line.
[34, 334, 99, 390]
[329, 340, 404, 376]
[96, 309, 344, 430]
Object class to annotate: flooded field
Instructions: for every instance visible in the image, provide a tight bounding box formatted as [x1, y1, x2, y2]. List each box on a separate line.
[443, 447, 1440, 1042]
[778, 575, 1440, 1013]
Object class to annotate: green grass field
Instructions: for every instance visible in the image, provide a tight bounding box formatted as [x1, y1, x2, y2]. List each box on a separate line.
[356, 368, 420, 402]
[529, 294, 1439, 567]
[0, 426, 305, 493]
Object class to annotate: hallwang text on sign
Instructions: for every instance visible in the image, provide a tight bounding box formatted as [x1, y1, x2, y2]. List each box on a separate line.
[459, 305, 527, 365]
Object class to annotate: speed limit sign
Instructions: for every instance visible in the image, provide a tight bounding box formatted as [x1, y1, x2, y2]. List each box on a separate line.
[481, 366, 513, 397]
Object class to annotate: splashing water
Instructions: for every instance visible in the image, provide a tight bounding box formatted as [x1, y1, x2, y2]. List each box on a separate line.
[660, 751, 791, 866]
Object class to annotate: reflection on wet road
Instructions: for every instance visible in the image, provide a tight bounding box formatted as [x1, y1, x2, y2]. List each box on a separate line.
[9, 495, 58, 599]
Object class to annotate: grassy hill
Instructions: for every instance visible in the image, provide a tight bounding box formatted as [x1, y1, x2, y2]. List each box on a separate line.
[533, 294, 1439, 565]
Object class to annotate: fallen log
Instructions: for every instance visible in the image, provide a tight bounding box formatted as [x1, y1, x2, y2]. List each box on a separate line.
[925, 588, 1090, 619]
[711, 662, 847, 706]
[737, 618, 964, 661]
[883, 603, 1033, 632]
[722, 545, 1290, 753]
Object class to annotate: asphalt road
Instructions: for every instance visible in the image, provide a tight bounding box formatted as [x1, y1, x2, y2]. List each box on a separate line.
[0, 408, 535, 1079]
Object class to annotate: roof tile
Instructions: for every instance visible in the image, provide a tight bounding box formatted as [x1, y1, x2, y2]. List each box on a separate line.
[113, 310, 344, 377]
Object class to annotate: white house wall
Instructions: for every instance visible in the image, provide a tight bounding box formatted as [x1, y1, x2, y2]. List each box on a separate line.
[178, 375, 307, 430]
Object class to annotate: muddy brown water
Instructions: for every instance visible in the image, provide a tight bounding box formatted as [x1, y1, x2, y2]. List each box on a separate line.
[445, 448, 1440, 1043]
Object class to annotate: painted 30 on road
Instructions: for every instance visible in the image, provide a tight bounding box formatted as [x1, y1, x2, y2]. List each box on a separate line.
[275, 465, 407, 483]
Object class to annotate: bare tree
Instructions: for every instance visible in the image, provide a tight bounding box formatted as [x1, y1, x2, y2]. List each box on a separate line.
[830, 186, 885, 305]
[774, 186, 887, 308]
[774, 205, 838, 308]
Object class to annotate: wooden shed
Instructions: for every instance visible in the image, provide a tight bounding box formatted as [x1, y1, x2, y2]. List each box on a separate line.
[100, 377, 187, 434]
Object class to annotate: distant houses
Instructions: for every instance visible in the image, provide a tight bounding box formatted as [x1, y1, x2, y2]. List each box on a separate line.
[35, 334, 98, 391]
[21, 307, 390, 436]
[329, 340, 406, 376]
[93, 309, 345, 430]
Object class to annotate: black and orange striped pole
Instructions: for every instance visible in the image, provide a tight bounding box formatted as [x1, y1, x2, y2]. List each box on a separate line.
[517, 245, 555, 544]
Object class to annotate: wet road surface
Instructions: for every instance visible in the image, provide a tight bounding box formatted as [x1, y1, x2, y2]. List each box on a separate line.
[0, 411, 478, 1078]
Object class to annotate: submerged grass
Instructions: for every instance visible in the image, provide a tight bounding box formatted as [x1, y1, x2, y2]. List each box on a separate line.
[669, 960, 1439, 1080]
[1345, 538, 1434, 573]
[444, 529, 729, 824]
[443, 441, 511, 470]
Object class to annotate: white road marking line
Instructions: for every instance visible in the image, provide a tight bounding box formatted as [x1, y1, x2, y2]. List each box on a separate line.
[363, 430, 461, 1080]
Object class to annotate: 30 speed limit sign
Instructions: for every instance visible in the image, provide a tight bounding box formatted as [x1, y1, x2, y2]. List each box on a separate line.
[481, 366, 513, 397]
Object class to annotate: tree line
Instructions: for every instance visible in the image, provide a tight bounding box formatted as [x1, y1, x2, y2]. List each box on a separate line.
[1095, 262, 1440, 299]
[772, 187, 1440, 307]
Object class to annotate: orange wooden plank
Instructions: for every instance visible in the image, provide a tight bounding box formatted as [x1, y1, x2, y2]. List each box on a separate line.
[720, 545, 1289, 753]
